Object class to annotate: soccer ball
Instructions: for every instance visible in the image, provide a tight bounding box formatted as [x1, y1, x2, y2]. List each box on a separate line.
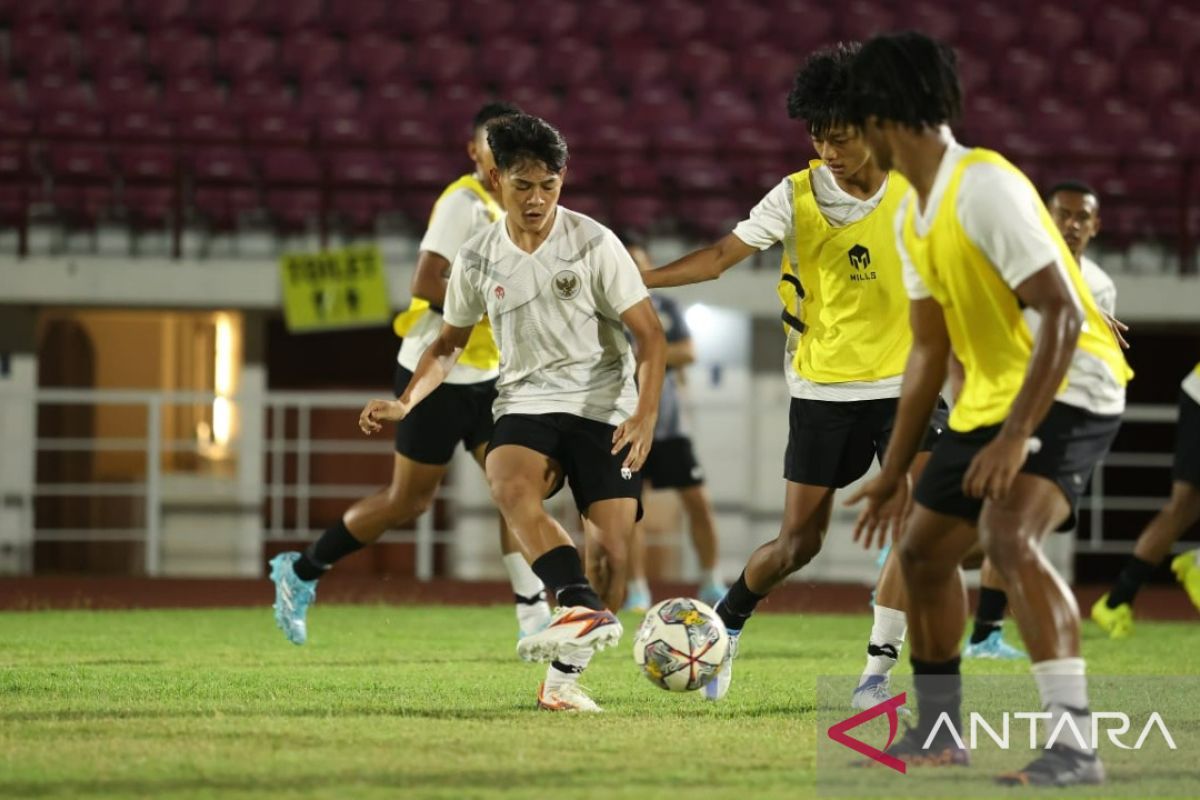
[632, 597, 729, 692]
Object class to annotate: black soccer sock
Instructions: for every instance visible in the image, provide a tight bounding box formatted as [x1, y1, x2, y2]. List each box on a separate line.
[531, 545, 605, 611]
[969, 587, 1009, 644]
[1107, 555, 1157, 608]
[911, 655, 963, 742]
[715, 571, 763, 632]
[293, 519, 364, 582]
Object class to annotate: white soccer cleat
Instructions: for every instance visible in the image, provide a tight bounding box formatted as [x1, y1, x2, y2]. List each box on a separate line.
[703, 629, 739, 702]
[516, 605, 622, 663]
[851, 674, 911, 716]
[537, 681, 603, 712]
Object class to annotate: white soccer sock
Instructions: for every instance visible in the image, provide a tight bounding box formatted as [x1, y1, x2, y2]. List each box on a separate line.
[860, 605, 907, 682]
[629, 576, 650, 598]
[1032, 657, 1094, 755]
[702, 568, 723, 587]
[545, 646, 593, 692]
[502, 553, 544, 600]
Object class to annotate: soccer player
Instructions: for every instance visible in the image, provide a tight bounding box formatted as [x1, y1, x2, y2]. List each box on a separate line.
[360, 114, 667, 712]
[845, 32, 1132, 786]
[622, 237, 728, 611]
[640, 43, 945, 705]
[267, 103, 551, 645]
[1092, 362, 1200, 636]
[965, 180, 1121, 659]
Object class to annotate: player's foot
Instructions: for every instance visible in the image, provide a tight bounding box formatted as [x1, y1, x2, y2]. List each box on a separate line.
[269, 552, 316, 645]
[963, 629, 1027, 660]
[515, 591, 553, 639]
[703, 629, 739, 702]
[877, 725, 970, 767]
[1171, 551, 1200, 613]
[1090, 593, 1133, 639]
[698, 579, 728, 608]
[995, 744, 1105, 787]
[516, 606, 622, 663]
[623, 586, 652, 615]
[536, 681, 602, 712]
[851, 674, 911, 716]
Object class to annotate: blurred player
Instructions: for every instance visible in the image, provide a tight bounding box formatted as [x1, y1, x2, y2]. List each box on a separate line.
[1092, 362, 1200, 636]
[622, 238, 727, 611]
[640, 44, 944, 705]
[360, 114, 666, 712]
[846, 32, 1131, 786]
[267, 103, 552, 645]
[965, 180, 1121, 659]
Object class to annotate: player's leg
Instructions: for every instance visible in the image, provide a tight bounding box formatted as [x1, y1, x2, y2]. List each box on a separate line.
[677, 484, 727, 606]
[624, 514, 652, 612]
[269, 452, 446, 645]
[582, 498, 638, 619]
[470, 442, 551, 638]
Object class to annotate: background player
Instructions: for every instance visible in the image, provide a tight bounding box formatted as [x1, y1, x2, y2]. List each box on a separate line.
[268, 103, 551, 645]
[361, 114, 666, 712]
[846, 32, 1131, 786]
[1092, 362, 1200, 636]
[965, 180, 1122, 659]
[640, 44, 944, 705]
[622, 237, 727, 611]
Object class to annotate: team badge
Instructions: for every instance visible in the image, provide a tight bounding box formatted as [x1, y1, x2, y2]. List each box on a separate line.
[621, 467, 633, 480]
[552, 270, 581, 300]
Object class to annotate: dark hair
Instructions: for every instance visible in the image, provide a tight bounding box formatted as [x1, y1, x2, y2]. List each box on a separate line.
[487, 113, 569, 173]
[617, 228, 646, 249]
[786, 42, 861, 137]
[472, 101, 522, 133]
[1045, 180, 1100, 205]
[845, 31, 962, 130]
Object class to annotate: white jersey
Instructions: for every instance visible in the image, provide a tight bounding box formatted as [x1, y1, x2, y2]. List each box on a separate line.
[900, 142, 1126, 418]
[732, 166, 902, 402]
[1079, 255, 1116, 316]
[444, 207, 650, 425]
[397, 184, 500, 384]
[1184, 364, 1200, 405]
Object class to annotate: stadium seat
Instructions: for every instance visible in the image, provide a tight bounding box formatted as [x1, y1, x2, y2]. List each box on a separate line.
[93, 73, 158, 113]
[317, 114, 377, 149]
[671, 158, 733, 193]
[144, 29, 212, 80]
[907, 2, 960, 41]
[513, 0, 580, 38]
[1029, 96, 1087, 140]
[647, 0, 709, 44]
[60, 0, 126, 31]
[1155, 3, 1200, 54]
[959, 3, 1023, 56]
[673, 42, 733, 92]
[1090, 5, 1152, 56]
[504, 86, 563, 121]
[1091, 97, 1152, 149]
[737, 45, 801, 97]
[250, 0, 323, 36]
[260, 149, 323, 187]
[127, 0, 190, 32]
[108, 108, 174, 144]
[191, 148, 257, 188]
[391, 2, 454, 39]
[326, 0, 392, 38]
[376, 115, 441, 150]
[762, 1, 836, 51]
[626, 87, 693, 128]
[677, 196, 743, 239]
[611, 196, 666, 234]
[564, 88, 626, 127]
[1026, 5, 1088, 52]
[1121, 48, 1184, 104]
[454, 0, 517, 39]
[192, 0, 255, 36]
[265, 189, 323, 233]
[214, 30, 277, 83]
[25, 76, 93, 112]
[228, 79, 295, 116]
[707, 88, 761, 133]
[343, 34, 410, 86]
[364, 82, 431, 127]
[1161, 97, 1200, 153]
[653, 124, 717, 158]
[412, 35, 474, 85]
[330, 189, 390, 232]
[579, 0, 647, 43]
[79, 31, 144, 80]
[193, 186, 260, 231]
[1056, 50, 1118, 100]
[279, 32, 344, 84]
[838, 0, 897, 41]
[39, 108, 106, 141]
[244, 110, 312, 148]
[175, 110, 242, 146]
[327, 151, 393, 190]
[574, 123, 650, 157]
[298, 81, 361, 122]
[161, 78, 225, 116]
[996, 49, 1053, 101]
[708, 0, 771, 46]
[477, 39, 539, 89]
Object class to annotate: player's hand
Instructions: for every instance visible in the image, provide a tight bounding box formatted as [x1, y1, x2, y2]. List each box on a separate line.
[963, 430, 1029, 500]
[844, 471, 909, 549]
[1102, 312, 1130, 350]
[611, 412, 656, 471]
[358, 398, 408, 435]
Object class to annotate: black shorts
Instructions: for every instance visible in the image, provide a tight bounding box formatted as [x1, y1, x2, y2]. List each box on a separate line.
[392, 364, 497, 465]
[487, 412, 644, 520]
[914, 401, 1121, 532]
[784, 397, 948, 488]
[1174, 389, 1200, 489]
[642, 436, 705, 489]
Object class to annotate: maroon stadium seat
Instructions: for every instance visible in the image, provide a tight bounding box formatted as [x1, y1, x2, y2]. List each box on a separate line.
[1090, 6, 1152, 56]
[317, 114, 377, 149]
[996, 49, 1053, 100]
[364, 82, 431, 127]
[244, 110, 312, 148]
[505, 86, 563, 121]
[567, 88, 626, 127]
[737, 45, 800, 97]
[839, 0, 897, 41]
[575, 123, 649, 157]
[391, 2, 454, 39]
[109, 108, 174, 144]
[907, 2, 960, 41]
[26, 75, 93, 111]
[331, 189, 390, 232]
[1121, 48, 1184, 104]
[1056, 50, 1118, 100]
[175, 110, 242, 146]
[45, 144, 111, 184]
[265, 189, 322, 233]
[763, 1, 836, 52]
[611, 196, 665, 234]
[280, 32, 343, 84]
[671, 159, 733, 193]
[955, 51, 994, 97]
[326, 0, 391, 38]
[39, 107, 106, 141]
[1161, 97, 1200, 153]
[514, 0, 580, 39]
[477, 39, 539, 89]
[677, 197, 743, 239]
[214, 30, 277, 83]
[60, 0, 126, 31]
[653, 124, 717, 158]
[327, 151, 393, 190]
[145, 29, 212, 79]
[79, 30, 144, 80]
[228, 79, 294, 116]
[298, 81, 361, 122]
[608, 45, 673, 91]
[118, 146, 177, 184]
[542, 39, 604, 89]
[673, 42, 733, 92]
[579, 0, 647, 43]
[344, 34, 410, 86]
[959, 3, 1023, 56]
[194, 186, 259, 231]
[709, 0, 771, 46]
[160, 78, 225, 116]
[707, 88, 760, 134]
[1155, 3, 1200, 54]
[1025, 5, 1088, 52]
[193, 0, 255, 35]
[1090, 98, 1152, 148]
[260, 149, 323, 186]
[122, 185, 175, 228]
[647, 0, 709, 44]
[412, 35, 474, 85]
[94, 73, 158, 113]
[249, 0, 323, 36]
[626, 87, 693, 128]
[191, 148, 256, 187]
[1029, 96, 1087, 140]
[455, 0, 517, 39]
[8, 25, 75, 78]
[127, 0, 190, 31]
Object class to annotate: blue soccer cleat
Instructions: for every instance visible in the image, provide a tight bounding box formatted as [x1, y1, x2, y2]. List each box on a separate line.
[269, 552, 317, 645]
[698, 579, 728, 609]
[623, 587, 652, 615]
[963, 629, 1027, 660]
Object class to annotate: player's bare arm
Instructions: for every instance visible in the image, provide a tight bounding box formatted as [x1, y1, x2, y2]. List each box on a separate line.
[642, 233, 756, 289]
[409, 250, 453, 308]
[846, 297, 950, 546]
[359, 322, 472, 434]
[666, 338, 696, 368]
[613, 297, 667, 471]
[962, 263, 1083, 501]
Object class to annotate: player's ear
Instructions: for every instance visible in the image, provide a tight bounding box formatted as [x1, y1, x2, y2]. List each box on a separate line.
[1091, 213, 1102, 236]
[488, 167, 501, 192]
[558, 166, 568, 187]
[466, 138, 478, 163]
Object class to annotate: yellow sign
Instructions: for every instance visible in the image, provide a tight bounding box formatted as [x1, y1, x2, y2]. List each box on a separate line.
[280, 244, 391, 331]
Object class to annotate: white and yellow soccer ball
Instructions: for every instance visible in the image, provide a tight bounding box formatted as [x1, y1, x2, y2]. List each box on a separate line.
[632, 597, 729, 692]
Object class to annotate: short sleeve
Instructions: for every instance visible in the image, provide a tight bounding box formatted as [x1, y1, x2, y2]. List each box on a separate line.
[417, 189, 478, 261]
[655, 295, 690, 343]
[1081, 258, 1117, 316]
[442, 250, 486, 328]
[593, 231, 650, 319]
[894, 198, 932, 300]
[731, 178, 792, 250]
[957, 164, 1062, 290]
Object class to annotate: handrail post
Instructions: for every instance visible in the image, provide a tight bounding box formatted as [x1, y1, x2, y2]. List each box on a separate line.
[144, 397, 162, 576]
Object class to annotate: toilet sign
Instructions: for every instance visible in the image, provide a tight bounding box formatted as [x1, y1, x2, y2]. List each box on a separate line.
[280, 244, 391, 331]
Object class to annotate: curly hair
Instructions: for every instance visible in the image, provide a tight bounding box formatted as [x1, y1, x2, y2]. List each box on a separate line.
[845, 31, 962, 130]
[786, 42, 861, 137]
[486, 113, 569, 173]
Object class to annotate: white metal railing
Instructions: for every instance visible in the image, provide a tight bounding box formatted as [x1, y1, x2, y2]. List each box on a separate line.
[4, 389, 1189, 575]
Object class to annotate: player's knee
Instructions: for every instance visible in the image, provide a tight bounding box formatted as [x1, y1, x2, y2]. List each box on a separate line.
[980, 530, 1039, 576]
[383, 486, 435, 526]
[487, 475, 539, 516]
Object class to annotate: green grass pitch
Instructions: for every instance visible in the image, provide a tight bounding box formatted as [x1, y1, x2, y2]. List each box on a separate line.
[1, 604, 1198, 799]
